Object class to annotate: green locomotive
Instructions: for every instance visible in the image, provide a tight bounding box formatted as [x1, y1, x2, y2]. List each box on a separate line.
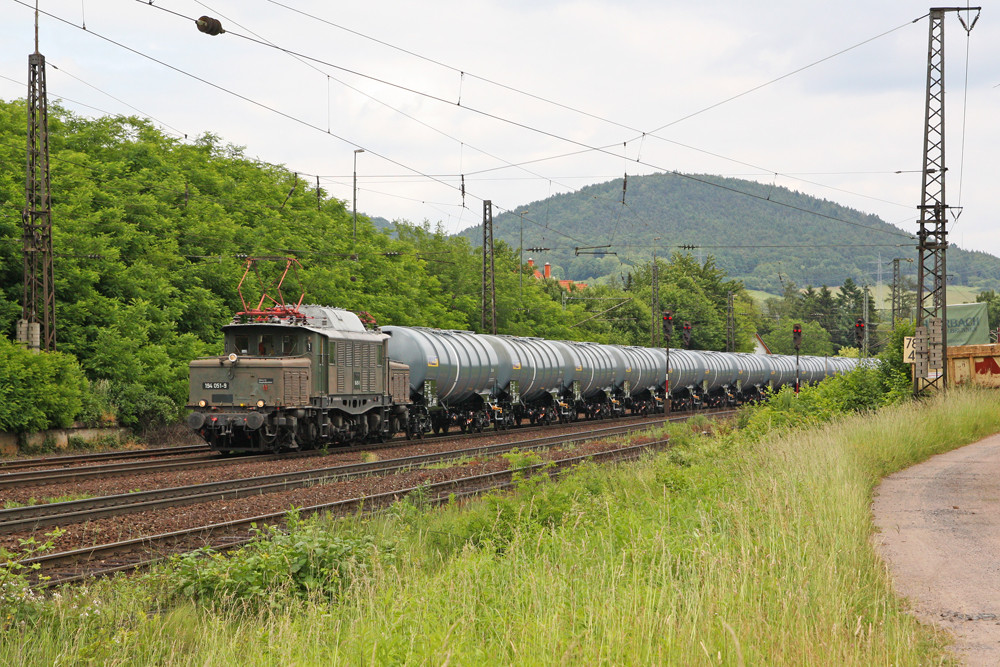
[187, 302, 414, 453]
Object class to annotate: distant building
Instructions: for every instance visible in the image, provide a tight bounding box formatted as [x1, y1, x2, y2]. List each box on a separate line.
[753, 333, 771, 355]
[527, 258, 588, 291]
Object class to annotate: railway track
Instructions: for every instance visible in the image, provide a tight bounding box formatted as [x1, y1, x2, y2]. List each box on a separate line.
[0, 444, 212, 472]
[0, 419, 685, 535]
[28, 438, 669, 587]
[0, 409, 724, 490]
[13, 409, 735, 587]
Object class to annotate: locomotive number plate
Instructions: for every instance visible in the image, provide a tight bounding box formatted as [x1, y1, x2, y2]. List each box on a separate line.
[202, 381, 230, 390]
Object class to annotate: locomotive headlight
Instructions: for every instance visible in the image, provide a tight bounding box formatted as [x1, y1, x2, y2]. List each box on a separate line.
[227, 352, 239, 363]
[198, 399, 207, 407]
[256, 399, 265, 408]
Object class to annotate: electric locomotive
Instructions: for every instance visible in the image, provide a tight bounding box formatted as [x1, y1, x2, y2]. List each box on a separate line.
[186, 303, 412, 453]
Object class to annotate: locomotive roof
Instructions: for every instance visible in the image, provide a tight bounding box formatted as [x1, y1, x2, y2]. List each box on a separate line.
[223, 304, 388, 341]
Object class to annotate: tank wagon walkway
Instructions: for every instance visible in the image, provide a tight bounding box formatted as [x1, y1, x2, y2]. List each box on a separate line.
[874, 433, 1000, 666]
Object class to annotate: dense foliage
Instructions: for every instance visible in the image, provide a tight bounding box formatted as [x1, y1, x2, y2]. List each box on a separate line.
[1, 99, 764, 428]
[0, 336, 88, 433]
[758, 277, 885, 354]
[460, 172, 1000, 293]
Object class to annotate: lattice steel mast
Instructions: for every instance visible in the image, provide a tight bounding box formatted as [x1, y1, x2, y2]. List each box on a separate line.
[19, 7, 56, 351]
[913, 7, 979, 394]
[481, 200, 497, 335]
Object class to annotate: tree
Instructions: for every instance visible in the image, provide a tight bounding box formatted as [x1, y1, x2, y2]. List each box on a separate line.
[761, 320, 833, 356]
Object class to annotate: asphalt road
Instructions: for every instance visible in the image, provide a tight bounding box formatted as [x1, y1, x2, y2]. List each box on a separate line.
[873, 432, 1000, 666]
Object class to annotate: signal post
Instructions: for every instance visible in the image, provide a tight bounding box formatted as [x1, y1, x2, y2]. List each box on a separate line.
[662, 311, 673, 414]
[793, 323, 802, 393]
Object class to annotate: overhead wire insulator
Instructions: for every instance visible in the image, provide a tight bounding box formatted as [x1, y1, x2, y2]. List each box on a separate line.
[196, 16, 225, 36]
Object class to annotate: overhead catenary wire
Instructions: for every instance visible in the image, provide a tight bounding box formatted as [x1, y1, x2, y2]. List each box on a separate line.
[11, 9, 912, 252]
[262, 0, 924, 214]
[9, 2, 938, 247]
[120, 1, 918, 241]
[12, 0, 600, 249]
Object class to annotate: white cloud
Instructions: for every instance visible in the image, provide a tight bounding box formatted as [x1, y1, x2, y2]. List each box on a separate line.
[0, 0, 995, 260]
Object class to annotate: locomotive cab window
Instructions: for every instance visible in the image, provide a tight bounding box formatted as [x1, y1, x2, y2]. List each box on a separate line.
[282, 335, 299, 355]
[233, 335, 249, 355]
[258, 334, 275, 356]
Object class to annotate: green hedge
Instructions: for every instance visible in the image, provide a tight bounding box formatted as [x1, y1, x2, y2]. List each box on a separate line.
[0, 336, 88, 433]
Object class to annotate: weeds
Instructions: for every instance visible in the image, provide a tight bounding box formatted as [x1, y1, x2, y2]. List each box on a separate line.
[160, 510, 395, 609]
[1, 528, 64, 632]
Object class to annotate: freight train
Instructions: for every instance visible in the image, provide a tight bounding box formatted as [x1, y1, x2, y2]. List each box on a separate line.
[186, 302, 860, 454]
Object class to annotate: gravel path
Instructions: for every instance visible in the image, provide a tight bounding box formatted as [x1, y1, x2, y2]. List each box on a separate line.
[873, 432, 1000, 666]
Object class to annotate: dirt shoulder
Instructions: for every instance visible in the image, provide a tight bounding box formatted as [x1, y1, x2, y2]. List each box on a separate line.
[873, 432, 1000, 666]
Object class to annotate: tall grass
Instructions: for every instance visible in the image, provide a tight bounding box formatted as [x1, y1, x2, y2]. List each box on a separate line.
[3, 390, 997, 665]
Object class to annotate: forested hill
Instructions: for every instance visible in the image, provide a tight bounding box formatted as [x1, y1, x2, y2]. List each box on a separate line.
[458, 173, 1000, 293]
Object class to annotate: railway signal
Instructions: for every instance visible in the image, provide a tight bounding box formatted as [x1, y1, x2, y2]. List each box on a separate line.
[682, 321, 692, 348]
[793, 323, 803, 394]
[662, 311, 673, 340]
[855, 319, 865, 348]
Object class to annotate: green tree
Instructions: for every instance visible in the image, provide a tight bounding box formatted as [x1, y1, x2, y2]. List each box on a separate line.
[761, 319, 833, 356]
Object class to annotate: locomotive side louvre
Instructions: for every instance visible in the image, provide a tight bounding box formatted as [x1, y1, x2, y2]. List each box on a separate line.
[326, 332, 388, 400]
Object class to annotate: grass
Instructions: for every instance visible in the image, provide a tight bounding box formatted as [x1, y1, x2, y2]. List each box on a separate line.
[3, 390, 997, 664]
[3, 493, 95, 509]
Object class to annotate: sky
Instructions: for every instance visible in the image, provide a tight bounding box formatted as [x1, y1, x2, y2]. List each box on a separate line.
[1, 1, 997, 280]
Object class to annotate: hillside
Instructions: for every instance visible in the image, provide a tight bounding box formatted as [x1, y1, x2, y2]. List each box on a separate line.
[458, 173, 1000, 293]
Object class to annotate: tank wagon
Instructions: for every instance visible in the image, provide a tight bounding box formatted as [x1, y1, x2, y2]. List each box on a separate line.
[187, 308, 862, 453]
[382, 325, 861, 439]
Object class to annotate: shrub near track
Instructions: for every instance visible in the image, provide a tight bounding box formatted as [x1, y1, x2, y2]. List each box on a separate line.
[2, 386, 998, 664]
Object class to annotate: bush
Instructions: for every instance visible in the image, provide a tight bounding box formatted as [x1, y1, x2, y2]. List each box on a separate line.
[109, 383, 178, 432]
[0, 337, 88, 433]
[162, 511, 395, 608]
[74, 380, 117, 428]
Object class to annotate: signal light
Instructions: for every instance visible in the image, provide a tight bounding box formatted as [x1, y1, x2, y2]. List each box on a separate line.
[682, 321, 692, 348]
[855, 318, 865, 347]
[792, 323, 802, 351]
[662, 310, 673, 338]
